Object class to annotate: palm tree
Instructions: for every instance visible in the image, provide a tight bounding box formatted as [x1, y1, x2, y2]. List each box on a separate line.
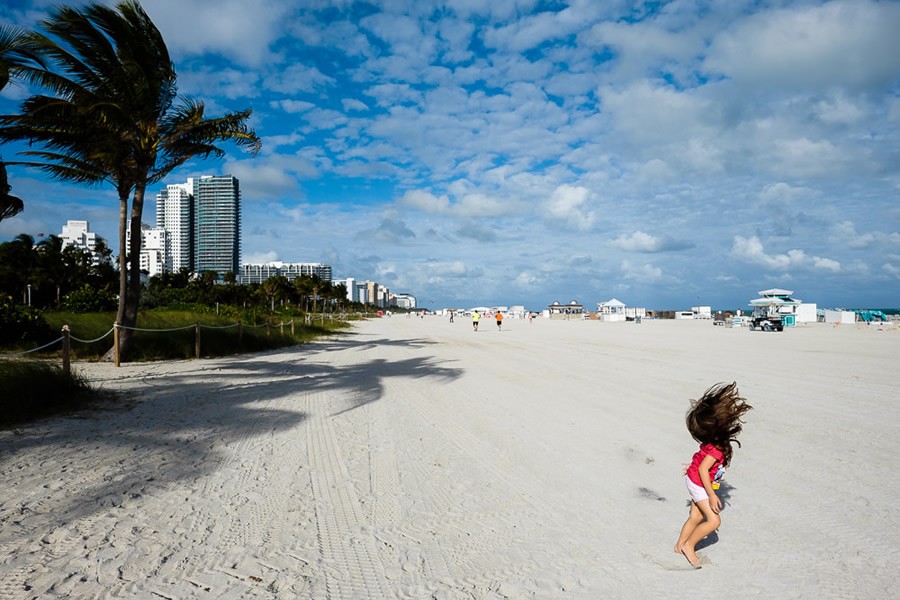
[0, 161, 24, 223]
[0, 1, 260, 359]
[262, 276, 290, 312]
[0, 24, 44, 91]
[0, 233, 37, 304]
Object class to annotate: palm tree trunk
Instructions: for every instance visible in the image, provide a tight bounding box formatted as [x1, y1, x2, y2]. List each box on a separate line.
[108, 189, 130, 361]
[121, 182, 148, 356]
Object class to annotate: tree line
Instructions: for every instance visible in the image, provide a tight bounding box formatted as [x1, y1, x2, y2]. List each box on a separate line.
[0, 230, 351, 315]
[0, 1, 260, 356]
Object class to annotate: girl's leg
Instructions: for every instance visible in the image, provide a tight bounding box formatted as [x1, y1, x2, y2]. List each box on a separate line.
[681, 500, 721, 568]
[674, 501, 704, 554]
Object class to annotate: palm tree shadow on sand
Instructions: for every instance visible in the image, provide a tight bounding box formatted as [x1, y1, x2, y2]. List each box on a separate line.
[0, 333, 463, 530]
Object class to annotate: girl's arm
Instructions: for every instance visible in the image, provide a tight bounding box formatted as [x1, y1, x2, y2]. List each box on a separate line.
[698, 454, 722, 513]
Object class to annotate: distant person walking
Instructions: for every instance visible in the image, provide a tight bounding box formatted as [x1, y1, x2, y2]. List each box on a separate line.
[674, 382, 753, 569]
[449, 311, 454, 323]
[495, 311, 503, 331]
[472, 311, 481, 331]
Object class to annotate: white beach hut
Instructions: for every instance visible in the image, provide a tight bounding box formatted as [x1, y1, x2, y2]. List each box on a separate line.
[597, 298, 627, 322]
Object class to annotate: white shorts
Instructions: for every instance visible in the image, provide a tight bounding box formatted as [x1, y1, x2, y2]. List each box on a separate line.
[684, 475, 708, 503]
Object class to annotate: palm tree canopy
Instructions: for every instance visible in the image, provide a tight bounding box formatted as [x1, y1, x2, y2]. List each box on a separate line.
[0, 1, 261, 359]
[0, 161, 25, 222]
[0, 24, 45, 91]
[0, 1, 260, 190]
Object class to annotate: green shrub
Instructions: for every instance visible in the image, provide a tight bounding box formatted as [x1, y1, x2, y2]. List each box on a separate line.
[62, 284, 118, 312]
[0, 361, 98, 426]
[0, 293, 52, 344]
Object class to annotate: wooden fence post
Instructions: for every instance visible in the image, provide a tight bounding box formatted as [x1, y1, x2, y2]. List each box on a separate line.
[291, 319, 295, 336]
[195, 322, 201, 359]
[280, 321, 284, 336]
[114, 323, 120, 368]
[238, 321, 243, 346]
[61, 325, 71, 377]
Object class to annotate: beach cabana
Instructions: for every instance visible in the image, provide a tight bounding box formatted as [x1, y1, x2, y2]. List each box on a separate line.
[546, 300, 584, 320]
[750, 288, 802, 327]
[597, 298, 626, 322]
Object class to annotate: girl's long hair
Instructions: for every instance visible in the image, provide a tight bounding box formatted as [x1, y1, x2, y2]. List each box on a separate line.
[686, 382, 753, 466]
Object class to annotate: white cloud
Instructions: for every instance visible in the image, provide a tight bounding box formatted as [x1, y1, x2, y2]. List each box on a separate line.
[612, 231, 693, 253]
[704, 0, 900, 92]
[265, 64, 336, 94]
[731, 236, 841, 272]
[178, 67, 261, 100]
[243, 250, 279, 264]
[619, 259, 663, 283]
[832, 221, 900, 249]
[399, 189, 512, 219]
[341, 98, 369, 112]
[144, 0, 291, 67]
[544, 184, 596, 231]
[270, 100, 315, 114]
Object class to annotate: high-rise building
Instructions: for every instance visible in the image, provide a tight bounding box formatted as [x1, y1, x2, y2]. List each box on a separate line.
[59, 220, 103, 265]
[155, 182, 193, 273]
[241, 262, 332, 285]
[153, 175, 241, 276]
[193, 175, 240, 275]
[128, 223, 167, 278]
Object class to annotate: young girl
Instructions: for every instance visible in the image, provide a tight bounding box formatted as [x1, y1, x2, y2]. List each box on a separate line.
[674, 382, 752, 568]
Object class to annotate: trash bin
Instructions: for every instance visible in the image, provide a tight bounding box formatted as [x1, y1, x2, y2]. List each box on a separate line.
[635, 315, 642, 324]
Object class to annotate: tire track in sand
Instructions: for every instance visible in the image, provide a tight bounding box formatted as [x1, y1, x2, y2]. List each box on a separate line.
[305, 392, 393, 599]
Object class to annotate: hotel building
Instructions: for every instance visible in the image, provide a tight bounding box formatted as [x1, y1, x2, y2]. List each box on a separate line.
[241, 262, 332, 285]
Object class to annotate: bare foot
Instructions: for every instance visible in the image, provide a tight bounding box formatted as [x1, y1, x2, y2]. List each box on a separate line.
[680, 546, 702, 569]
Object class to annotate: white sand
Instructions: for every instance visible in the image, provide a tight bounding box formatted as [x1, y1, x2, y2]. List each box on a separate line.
[1, 316, 898, 599]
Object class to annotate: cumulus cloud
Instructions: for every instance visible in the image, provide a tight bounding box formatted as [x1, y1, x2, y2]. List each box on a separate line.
[832, 221, 900, 249]
[612, 231, 694, 253]
[342, 98, 369, 112]
[731, 236, 841, 272]
[704, 0, 900, 92]
[360, 218, 416, 244]
[399, 189, 512, 219]
[266, 64, 337, 94]
[455, 220, 497, 242]
[243, 250, 279, 264]
[270, 100, 315, 114]
[544, 185, 596, 231]
[619, 259, 664, 282]
[144, 0, 291, 66]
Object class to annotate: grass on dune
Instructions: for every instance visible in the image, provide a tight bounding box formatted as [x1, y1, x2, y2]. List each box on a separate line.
[39, 310, 351, 361]
[0, 361, 102, 427]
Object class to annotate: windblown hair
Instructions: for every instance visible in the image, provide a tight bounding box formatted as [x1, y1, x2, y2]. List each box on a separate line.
[686, 382, 753, 467]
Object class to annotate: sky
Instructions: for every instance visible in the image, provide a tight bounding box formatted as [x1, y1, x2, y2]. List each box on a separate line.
[1, 0, 899, 311]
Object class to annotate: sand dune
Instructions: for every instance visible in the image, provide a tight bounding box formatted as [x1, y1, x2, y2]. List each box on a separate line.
[1, 316, 897, 598]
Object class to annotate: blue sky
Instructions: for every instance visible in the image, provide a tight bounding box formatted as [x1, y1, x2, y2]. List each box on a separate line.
[2, 0, 899, 311]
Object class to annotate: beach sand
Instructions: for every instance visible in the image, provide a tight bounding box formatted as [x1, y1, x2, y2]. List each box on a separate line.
[1, 316, 898, 599]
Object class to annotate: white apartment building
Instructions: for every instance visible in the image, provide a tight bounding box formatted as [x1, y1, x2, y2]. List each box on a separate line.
[394, 293, 417, 309]
[241, 262, 332, 285]
[155, 181, 193, 273]
[127, 223, 167, 278]
[59, 220, 103, 265]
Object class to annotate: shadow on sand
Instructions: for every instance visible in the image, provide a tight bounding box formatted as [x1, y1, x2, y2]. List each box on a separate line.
[0, 332, 462, 530]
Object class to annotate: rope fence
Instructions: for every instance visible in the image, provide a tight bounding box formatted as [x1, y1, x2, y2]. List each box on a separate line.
[0, 312, 358, 373]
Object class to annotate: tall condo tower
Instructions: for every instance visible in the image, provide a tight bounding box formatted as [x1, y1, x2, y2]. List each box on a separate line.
[155, 181, 193, 272]
[193, 175, 241, 275]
